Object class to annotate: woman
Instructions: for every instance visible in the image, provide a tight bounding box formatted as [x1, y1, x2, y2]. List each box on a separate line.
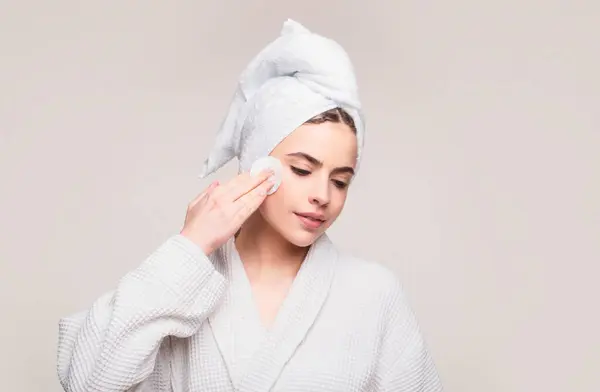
[57, 20, 443, 392]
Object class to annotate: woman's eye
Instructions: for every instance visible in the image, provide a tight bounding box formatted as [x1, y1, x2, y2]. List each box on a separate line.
[333, 180, 348, 189]
[291, 166, 311, 176]
[290, 166, 348, 189]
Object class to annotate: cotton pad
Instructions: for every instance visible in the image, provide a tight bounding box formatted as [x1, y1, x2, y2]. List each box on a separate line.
[250, 156, 283, 195]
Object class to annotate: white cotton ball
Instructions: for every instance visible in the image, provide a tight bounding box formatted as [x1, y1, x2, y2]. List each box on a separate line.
[250, 156, 283, 195]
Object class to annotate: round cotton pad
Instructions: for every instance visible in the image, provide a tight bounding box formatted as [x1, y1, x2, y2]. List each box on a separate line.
[250, 156, 283, 195]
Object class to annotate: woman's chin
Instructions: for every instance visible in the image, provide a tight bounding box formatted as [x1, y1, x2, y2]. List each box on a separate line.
[280, 227, 323, 248]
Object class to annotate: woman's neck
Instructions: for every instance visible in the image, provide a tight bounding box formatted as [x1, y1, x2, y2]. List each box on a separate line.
[235, 212, 308, 280]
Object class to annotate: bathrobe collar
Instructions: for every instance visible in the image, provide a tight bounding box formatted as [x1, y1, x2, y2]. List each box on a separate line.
[207, 233, 338, 391]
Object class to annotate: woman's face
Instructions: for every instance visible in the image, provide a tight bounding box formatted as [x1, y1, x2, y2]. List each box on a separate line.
[258, 120, 358, 247]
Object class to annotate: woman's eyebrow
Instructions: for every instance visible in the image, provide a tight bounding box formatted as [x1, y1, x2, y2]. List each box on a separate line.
[286, 152, 322, 166]
[285, 152, 355, 176]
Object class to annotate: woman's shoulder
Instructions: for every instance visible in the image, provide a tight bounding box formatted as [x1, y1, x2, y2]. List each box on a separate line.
[333, 250, 408, 302]
[336, 251, 396, 281]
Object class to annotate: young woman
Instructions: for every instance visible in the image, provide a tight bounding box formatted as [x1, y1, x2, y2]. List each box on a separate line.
[57, 20, 443, 392]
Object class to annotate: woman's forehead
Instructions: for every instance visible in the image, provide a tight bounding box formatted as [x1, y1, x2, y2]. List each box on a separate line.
[273, 122, 358, 166]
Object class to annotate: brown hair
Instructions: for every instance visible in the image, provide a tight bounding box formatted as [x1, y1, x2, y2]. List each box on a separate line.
[304, 107, 357, 133]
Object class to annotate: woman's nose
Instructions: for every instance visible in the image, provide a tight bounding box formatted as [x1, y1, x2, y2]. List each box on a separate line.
[308, 179, 330, 206]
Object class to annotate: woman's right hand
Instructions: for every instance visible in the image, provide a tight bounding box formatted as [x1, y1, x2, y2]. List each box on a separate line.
[180, 169, 274, 255]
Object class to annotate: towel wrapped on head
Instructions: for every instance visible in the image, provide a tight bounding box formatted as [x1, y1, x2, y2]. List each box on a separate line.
[199, 19, 365, 178]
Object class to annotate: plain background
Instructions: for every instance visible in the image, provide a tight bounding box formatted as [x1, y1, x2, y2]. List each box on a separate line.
[1, 1, 598, 391]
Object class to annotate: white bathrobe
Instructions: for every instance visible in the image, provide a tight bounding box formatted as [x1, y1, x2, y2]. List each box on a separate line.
[57, 234, 443, 392]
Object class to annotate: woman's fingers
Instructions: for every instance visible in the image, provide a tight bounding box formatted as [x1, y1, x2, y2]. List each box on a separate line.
[180, 172, 273, 255]
[212, 170, 272, 203]
[231, 170, 272, 201]
[190, 180, 220, 209]
[231, 179, 273, 225]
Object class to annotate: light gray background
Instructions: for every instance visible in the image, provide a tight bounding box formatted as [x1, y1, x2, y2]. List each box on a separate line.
[1, 1, 598, 391]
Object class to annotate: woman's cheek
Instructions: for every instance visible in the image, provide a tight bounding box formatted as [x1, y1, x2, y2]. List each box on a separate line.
[259, 187, 286, 217]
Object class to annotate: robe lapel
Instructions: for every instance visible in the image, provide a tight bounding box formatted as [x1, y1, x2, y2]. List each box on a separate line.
[207, 239, 266, 389]
[205, 242, 234, 382]
[235, 233, 338, 392]
[187, 324, 235, 392]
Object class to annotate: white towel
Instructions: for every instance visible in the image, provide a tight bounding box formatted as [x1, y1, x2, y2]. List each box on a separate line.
[199, 19, 365, 178]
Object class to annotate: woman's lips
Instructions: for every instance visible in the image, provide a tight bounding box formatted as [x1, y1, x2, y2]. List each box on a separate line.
[294, 212, 325, 230]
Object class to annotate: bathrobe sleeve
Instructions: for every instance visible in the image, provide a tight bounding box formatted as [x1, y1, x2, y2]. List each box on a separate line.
[375, 279, 444, 392]
[56, 234, 227, 392]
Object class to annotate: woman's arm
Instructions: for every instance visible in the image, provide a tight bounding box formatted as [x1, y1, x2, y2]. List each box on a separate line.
[56, 234, 226, 392]
[57, 170, 272, 392]
[374, 280, 444, 392]
[376, 331, 443, 392]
